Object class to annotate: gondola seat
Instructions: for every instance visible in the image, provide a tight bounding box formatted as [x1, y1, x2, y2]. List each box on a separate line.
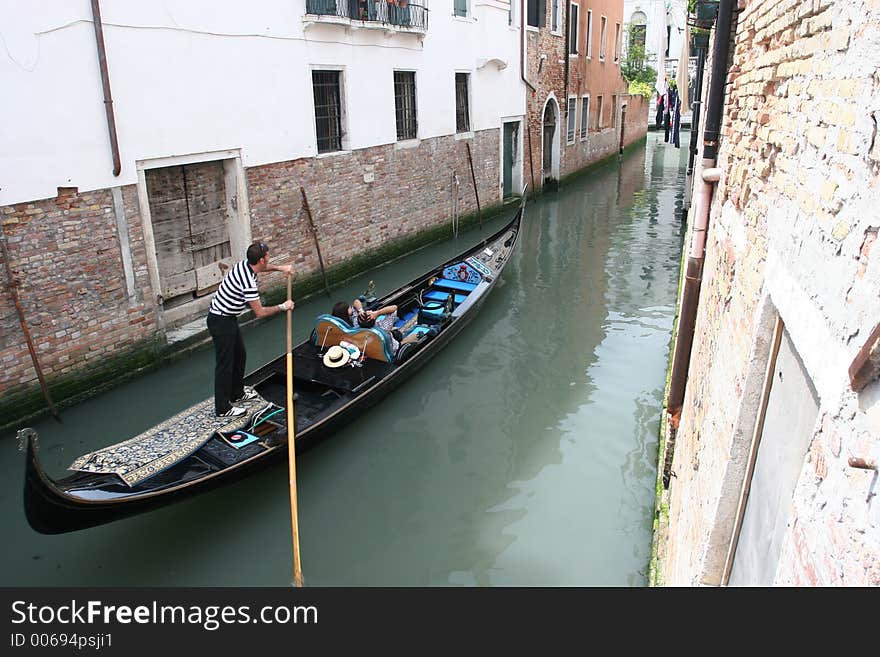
[312, 315, 395, 363]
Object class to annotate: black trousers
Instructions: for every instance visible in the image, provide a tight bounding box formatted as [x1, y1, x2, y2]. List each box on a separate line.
[207, 312, 246, 414]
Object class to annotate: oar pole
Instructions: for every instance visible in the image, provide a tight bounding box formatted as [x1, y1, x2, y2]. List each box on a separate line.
[285, 274, 303, 587]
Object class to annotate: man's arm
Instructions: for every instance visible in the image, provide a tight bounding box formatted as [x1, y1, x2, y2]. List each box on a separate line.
[266, 263, 293, 276]
[248, 298, 293, 319]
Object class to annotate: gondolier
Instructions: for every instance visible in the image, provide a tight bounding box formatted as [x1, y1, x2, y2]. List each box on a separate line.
[207, 241, 294, 417]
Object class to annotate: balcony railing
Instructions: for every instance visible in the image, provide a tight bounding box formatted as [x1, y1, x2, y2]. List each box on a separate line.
[306, 0, 429, 31]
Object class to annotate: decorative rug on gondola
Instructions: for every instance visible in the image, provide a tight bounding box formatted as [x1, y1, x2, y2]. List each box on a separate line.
[68, 394, 269, 487]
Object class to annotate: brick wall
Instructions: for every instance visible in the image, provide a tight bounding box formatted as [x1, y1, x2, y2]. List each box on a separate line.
[0, 129, 500, 428]
[0, 187, 159, 425]
[664, 0, 880, 585]
[524, 19, 568, 190]
[247, 130, 500, 290]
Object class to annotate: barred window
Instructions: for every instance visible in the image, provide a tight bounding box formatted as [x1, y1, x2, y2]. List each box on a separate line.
[455, 73, 470, 133]
[454, 0, 468, 17]
[566, 97, 576, 144]
[580, 96, 589, 138]
[394, 71, 417, 141]
[312, 70, 343, 154]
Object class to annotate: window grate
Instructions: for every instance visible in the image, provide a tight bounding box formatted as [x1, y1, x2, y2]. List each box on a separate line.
[567, 98, 577, 144]
[455, 73, 470, 133]
[580, 97, 589, 138]
[312, 70, 342, 153]
[394, 71, 417, 141]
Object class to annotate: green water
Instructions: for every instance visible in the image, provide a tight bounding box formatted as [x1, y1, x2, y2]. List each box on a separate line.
[1, 133, 688, 586]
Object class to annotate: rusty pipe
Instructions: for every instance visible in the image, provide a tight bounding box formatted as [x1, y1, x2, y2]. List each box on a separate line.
[91, 0, 121, 176]
[666, 0, 735, 416]
[521, 0, 536, 93]
[848, 457, 878, 471]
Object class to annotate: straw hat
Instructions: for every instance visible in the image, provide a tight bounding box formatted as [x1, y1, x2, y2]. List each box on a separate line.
[323, 345, 350, 368]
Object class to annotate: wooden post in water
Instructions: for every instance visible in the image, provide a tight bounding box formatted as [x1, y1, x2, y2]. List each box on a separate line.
[0, 220, 59, 420]
[285, 274, 303, 587]
[300, 187, 331, 297]
[465, 142, 482, 231]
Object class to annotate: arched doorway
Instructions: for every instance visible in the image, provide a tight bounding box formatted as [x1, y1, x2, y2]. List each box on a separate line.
[541, 97, 560, 187]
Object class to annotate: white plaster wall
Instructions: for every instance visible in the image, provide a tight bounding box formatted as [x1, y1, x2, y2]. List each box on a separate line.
[0, 0, 525, 205]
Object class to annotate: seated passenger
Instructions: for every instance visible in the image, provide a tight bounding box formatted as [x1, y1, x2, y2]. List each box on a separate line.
[332, 299, 403, 351]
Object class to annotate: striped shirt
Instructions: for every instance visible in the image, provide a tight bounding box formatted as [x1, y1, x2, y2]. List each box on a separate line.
[208, 260, 260, 316]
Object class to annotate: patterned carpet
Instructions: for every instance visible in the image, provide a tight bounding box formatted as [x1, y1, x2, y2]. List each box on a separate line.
[68, 393, 268, 487]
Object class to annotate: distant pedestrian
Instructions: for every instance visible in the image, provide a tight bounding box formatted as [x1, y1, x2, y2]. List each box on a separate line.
[207, 241, 293, 417]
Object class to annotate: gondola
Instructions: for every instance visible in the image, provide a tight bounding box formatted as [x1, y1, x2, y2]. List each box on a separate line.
[22, 198, 524, 534]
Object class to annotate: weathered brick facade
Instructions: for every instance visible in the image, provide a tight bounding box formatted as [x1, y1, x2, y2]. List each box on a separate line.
[524, 20, 569, 190]
[247, 130, 498, 280]
[663, 0, 880, 585]
[0, 130, 500, 429]
[523, 2, 648, 190]
[1, 187, 159, 425]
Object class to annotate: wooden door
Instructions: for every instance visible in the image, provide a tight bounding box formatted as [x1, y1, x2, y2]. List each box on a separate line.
[145, 162, 232, 303]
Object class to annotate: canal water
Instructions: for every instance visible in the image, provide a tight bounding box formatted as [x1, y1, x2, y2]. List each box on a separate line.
[1, 133, 688, 586]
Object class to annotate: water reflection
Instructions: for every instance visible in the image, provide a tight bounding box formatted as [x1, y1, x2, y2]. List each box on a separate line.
[1, 132, 689, 586]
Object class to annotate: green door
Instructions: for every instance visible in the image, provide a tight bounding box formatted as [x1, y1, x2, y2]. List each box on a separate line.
[503, 122, 518, 198]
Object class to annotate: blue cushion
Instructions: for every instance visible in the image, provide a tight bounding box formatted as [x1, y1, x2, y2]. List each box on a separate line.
[423, 290, 467, 304]
[394, 310, 418, 329]
[433, 279, 478, 293]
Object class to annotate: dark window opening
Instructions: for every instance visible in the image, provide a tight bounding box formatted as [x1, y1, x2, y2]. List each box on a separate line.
[313, 70, 343, 154]
[527, 0, 546, 28]
[394, 71, 417, 141]
[455, 73, 470, 133]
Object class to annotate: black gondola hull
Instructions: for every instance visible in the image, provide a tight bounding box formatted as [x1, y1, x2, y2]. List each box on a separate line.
[23, 205, 522, 534]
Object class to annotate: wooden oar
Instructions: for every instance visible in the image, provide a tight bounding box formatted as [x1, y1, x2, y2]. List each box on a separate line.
[285, 274, 303, 587]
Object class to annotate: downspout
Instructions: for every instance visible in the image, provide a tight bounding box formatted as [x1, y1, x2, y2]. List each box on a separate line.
[684, 45, 707, 209]
[564, 0, 570, 109]
[521, 0, 537, 196]
[666, 0, 735, 417]
[521, 0, 536, 93]
[91, 0, 121, 176]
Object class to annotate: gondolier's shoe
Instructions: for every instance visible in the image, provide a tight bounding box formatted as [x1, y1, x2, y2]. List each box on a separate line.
[218, 405, 246, 418]
[231, 387, 258, 404]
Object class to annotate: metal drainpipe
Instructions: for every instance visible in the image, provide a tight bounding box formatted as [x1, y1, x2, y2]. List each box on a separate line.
[564, 1, 570, 107]
[683, 46, 707, 211]
[521, 0, 536, 93]
[666, 0, 735, 417]
[91, 0, 121, 176]
[521, 0, 537, 197]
